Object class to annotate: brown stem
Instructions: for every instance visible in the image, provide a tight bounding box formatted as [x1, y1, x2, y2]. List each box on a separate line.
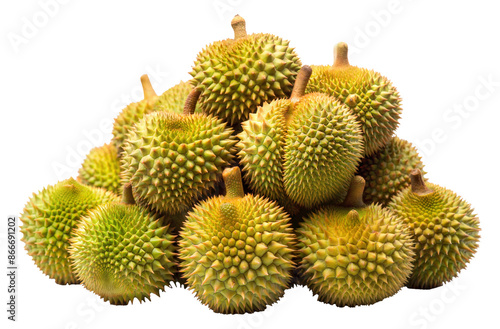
[333, 42, 350, 68]
[182, 88, 201, 115]
[231, 15, 247, 40]
[223, 167, 245, 199]
[410, 169, 432, 195]
[140, 74, 157, 101]
[121, 183, 136, 205]
[290, 65, 312, 103]
[341, 176, 366, 208]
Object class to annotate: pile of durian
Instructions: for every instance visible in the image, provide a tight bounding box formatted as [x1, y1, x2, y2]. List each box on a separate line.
[20, 16, 480, 313]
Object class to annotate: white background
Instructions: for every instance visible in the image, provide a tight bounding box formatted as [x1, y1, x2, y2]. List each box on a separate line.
[1, 0, 499, 328]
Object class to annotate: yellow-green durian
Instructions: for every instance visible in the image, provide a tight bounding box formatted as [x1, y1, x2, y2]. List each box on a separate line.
[388, 169, 480, 289]
[78, 143, 122, 195]
[190, 15, 302, 125]
[179, 167, 295, 314]
[306, 42, 402, 156]
[357, 137, 425, 206]
[238, 66, 364, 210]
[69, 184, 176, 305]
[121, 89, 238, 215]
[297, 176, 415, 306]
[20, 178, 119, 285]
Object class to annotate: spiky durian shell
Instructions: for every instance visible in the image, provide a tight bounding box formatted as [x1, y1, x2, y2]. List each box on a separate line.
[297, 205, 415, 306]
[112, 97, 159, 153]
[388, 183, 480, 289]
[20, 178, 119, 284]
[238, 93, 364, 209]
[69, 203, 176, 305]
[357, 137, 425, 206]
[306, 64, 402, 156]
[191, 33, 301, 125]
[78, 143, 122, 195]
[179, 195, 295, 314]
[121, 112, 237, 215]
[154, 81, 201, 114]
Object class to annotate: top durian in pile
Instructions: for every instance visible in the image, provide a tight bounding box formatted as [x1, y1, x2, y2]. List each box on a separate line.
[191, 15, 302, 125]
[19, 14, 481, 313]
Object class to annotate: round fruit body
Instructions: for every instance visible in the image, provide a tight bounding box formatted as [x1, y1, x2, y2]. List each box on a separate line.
[357, 137, 425, 206]
[78, 143, 122, 195]
[190, 15, 302, 125]
[388, 171, 480, 289]
[178, 167, 295, 314]
[69, 203, 176, 305]
[297, 205, 415, 306]
[20, 178, 119, 284]
[121, 111, 237, 215]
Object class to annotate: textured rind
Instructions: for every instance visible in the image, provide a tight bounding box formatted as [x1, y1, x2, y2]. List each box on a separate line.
[78, 143, 122, 195]
[69, 204, 176, 304]
[179, 195, 295, 314]
[283, 93, 364, 207]
[388, 184, 480, 289]
[306, 65, 402, 156]
[297, 205, 415, 306]
[112, 97, 159, 153]
[237, 99, 294, 211]
[357, 137, 425, 206]
[19, 178, 119, 284]
[121, 112, 237, 215]
[154, 81, 201, 114]
[191, 33, 302, 124]
[238, 93, 364, 210]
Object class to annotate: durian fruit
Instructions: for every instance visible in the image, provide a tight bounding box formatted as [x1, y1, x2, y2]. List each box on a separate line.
[154, 80, 201, 114]
[357, 137, 425, 206]
[178, 167, 295, 314]
[238, 65, 364, 210]
[112, 75, 159, 153]
[69, 184, 176, 305]
[20, 178, 119, 285]
[190, 15, 302, 125]
[78, 143, 122, 195]
[306, 42, 402, 156]
[388, 169, 480, 289]
[121, 88, 238, 215]
[297, 176, 415, 307]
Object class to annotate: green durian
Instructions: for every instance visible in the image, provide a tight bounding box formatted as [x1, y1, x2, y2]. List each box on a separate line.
[179, 167, 295, 314]
[121, 89, 238, 215]
[154, 80, 201, 114]
[306, 42, 402, 156]
[20, 178, 119, 285]
[297, 176, 415, 307]
[238, 65, 364, 210]
[190, 15, 302, 125]
[388, 169, 480, 289]
[357, 137, 425, 206]
[78, 143, 122, 195]
[112, 74, 159, 153]
[69, 184, 176, 305]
